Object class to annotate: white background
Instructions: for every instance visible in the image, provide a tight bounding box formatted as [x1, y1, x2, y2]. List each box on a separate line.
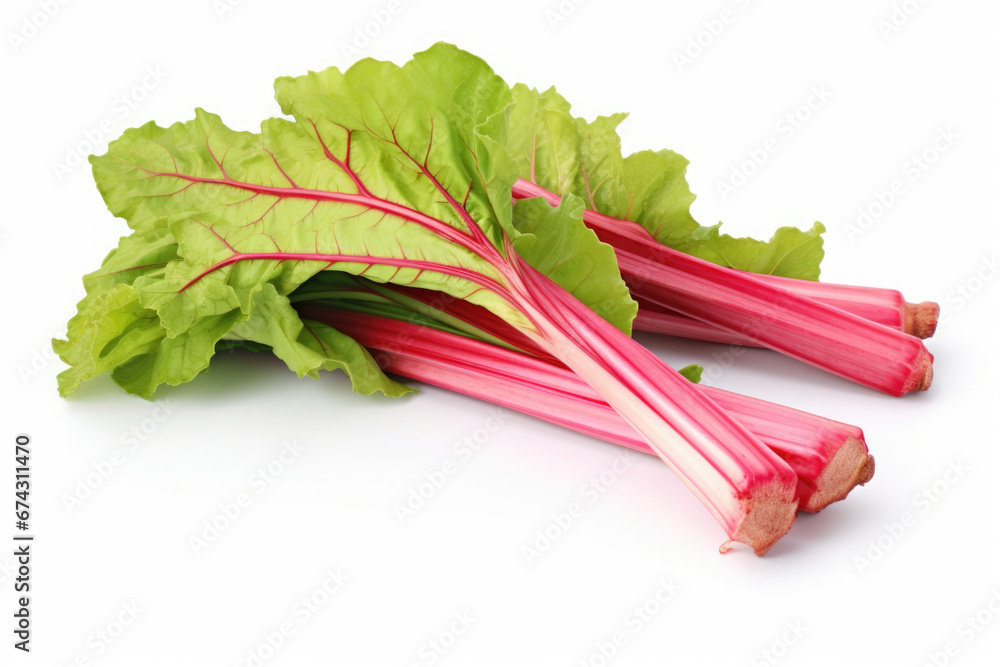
[2, 0, 998, 665]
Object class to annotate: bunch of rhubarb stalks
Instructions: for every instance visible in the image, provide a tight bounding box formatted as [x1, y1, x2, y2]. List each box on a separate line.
[55, 44, 938, 555]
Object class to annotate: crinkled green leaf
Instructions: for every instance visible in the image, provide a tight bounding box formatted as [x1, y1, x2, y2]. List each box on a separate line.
[69, 44, 524, 399]
[53, 283, 165, 397]
[274, 66, 345, 116]
[58, 44, 635, 398]
[512, 195, 636, 335]
[54, 228, 414, 398]
[227, 283, 414, 396]
[53, 218, 410, 399]
[90, 45, 529, 332]
[107, 311, 244, 398]
[297, 318, 415, 397]
[622, 149, 826, 280]
[507, 85, 825, 280]
[689, 220, 827, 280]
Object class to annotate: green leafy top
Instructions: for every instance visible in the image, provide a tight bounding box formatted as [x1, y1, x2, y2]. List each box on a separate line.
[55, 44, 635, 398]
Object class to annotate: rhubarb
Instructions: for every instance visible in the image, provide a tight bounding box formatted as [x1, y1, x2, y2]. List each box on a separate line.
[636, 279, 939, 343]
[296, 304, 874, 514]
[55, 44, 799, 554]
[505, 91, 935, 396]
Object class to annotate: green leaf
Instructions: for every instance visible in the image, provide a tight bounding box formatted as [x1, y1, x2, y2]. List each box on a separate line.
[689, 221, 827, 281]
[622, 149, 825, 279]
[617, 148, 701, 248]
[227, 283, 414, 397]
[62, 45, 635, 397]
[78, 45, 527, 399]
[53, 283, 165, 397]
[274, 66, 345, 116]
[108, 311, 244, 397]
[678, 364, 703, 383]
[90, 46, 530, 331]
[298, 319, 415, 397]
[54, 228, 412, 398]
[511, 195, 636, 335]
[58, 45, 651, 398]
[507, 86, 826, 280]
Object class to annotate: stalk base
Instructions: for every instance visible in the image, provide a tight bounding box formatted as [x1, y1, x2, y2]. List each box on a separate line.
[731, 481, 799, 556]
[905, 301, 940, 339]
[801, 437, 874, 513]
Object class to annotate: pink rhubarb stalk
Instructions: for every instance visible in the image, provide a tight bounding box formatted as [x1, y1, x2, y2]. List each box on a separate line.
[503, 257, 799, 554]
[512, 178, 934, 397]
[300, 308, 874, 515]
[634, 285, 938, 345]
[747, 274, 939, 339]
[634, 300, 763, 348]
[138, 124, 800, 554]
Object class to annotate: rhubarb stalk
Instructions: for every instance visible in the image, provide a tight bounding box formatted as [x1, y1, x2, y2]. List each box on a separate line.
[634, 285, 939, 343]
[512, 179, 934, 397]
[299, 307, 874, 514]
[61, 45, 800, 554]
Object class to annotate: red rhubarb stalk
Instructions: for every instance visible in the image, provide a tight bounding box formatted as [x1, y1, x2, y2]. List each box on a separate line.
[300, 308, 874, 515]
[635, 286, 938, 343]
[88, 91, 801, 551]
[512, 178, 934, 397]
[748, 274, 939, 338]
[505, 257, 799, 554]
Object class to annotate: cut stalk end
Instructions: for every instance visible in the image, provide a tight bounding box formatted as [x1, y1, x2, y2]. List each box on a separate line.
[918, 360, 934, 392]
[800, 438, 875, 513]
[900, 346, 934, 395]
[904, 301, 940, 339]
[731, 482, 799, 556]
